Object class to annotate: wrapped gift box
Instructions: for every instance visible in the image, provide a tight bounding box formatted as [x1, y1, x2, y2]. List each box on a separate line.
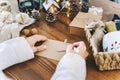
[69, 12, 102, 37]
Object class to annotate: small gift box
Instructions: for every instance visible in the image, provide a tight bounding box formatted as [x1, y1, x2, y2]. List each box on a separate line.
[69, 12, 102, 37]
[88, 6, 103, 16]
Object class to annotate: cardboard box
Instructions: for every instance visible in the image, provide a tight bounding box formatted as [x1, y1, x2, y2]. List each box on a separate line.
[69, 26, 86, 37]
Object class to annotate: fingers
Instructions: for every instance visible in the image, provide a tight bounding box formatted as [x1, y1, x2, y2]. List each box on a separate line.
[33, 35, 48, 42]
[37, 45, 47, 52]
[66, 41, 86, 54]
[72, 41, 89, 59]
[73, 41, 85, 47]
[32, 47, 38, 53]
[26, 34, 48, 47]
[66, 44, 73, 53]
[84, 51, 89, 59]
[26, 34, 48, 53]
[73, 41, 86, 51]
[33, 45, 47, 53]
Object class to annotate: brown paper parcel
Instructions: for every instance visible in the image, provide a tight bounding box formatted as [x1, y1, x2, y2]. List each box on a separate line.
[69, 12, 102, 28]
[36, 39, 70, 61]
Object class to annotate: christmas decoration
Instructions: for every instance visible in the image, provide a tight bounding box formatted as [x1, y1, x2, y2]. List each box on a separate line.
[46, 12, 56, 22]
[31, 9, 40, 20]
[71, 3, 79, 11]
[40, 0, 45, 9]
[66, 1, 71, 17]
[17, 0, 40, 13]
[43, 0, 60, 13]
[83, 0, 90, 3]
[0, 1, 11, 12]
[81, 2, 89, 12]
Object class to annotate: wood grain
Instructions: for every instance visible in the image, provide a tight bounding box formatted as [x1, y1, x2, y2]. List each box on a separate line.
[4, 0, 120, 80]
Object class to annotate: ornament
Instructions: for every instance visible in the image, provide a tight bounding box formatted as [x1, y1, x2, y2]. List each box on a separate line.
[46, 12, 56, 22]
[81, 3, 89, 12]
[71, 3, 79, 11]
[22, 29, 30, 36]
[0, 1, 11, 12]
[31, 28, 39, 35]
[17, 0, 40, 13]
[0, 11, 13, 24]
[61, 0, 66, 7]
[15, 12, 30, 24]
[43, 0, 60, 12]
[61, 0, 69, 8]
[31, 9, 40, 20]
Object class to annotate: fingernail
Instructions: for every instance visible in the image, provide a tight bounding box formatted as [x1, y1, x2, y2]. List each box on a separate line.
[43, 45, 47, 49]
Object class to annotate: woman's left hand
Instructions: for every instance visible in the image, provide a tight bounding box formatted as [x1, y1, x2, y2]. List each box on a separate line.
[26, 35, 48, 53]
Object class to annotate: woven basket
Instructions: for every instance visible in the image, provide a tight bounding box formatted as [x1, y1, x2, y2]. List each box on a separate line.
[85, 29, 120, 71]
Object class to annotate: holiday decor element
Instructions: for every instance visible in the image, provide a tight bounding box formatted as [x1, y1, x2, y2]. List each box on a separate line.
[40, 0, 45, 9]
[83, 0, 90, 3]
[56, 0, 60, 5]
[31, 9, 40, 20]
[17, 0, 40, 13]
[66, 1, 71, 17]
[46, 12, 56, 22]
[81, 2, 89, 12]
[43, 0, 60, 13]
[71, 3, 79, 11]
[0, 1, 11, 12]
[61, 0, 66, 8]
[15, 12, 30, 24]
[0, 11, 13, 24]
[60, 0, 71, 9]
[53, 0, 66, 14]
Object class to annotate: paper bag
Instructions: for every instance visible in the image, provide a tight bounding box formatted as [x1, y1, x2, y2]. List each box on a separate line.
[36, 39, 70, 61]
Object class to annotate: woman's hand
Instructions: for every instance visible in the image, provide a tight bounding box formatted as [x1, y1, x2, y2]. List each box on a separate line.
[26, 35, 48, 53]
[66, 41, 89, 59]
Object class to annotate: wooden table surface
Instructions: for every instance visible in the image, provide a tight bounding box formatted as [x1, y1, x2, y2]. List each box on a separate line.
[4, 0, 120, 80]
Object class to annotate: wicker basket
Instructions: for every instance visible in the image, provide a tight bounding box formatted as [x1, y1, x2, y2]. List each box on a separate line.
[85, 27, 120, 71]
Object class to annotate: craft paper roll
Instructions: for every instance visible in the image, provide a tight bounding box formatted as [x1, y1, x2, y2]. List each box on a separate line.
[105, 21, 117, 32]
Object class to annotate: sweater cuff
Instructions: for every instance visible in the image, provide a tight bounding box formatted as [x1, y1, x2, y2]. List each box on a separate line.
[0, 37, 34, 70]
[9, 37, 34, 63]
[59, 53, 86, 68]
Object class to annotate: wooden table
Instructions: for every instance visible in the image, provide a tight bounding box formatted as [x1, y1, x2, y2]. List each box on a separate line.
[4, 0, 120, 80]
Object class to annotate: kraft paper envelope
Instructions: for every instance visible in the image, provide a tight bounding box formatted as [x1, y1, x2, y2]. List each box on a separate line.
[36, 39, 70, 61]
[69, 12, 102, 28]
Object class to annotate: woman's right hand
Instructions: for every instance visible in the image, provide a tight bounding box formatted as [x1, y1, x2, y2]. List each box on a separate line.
[66, 41, 89, 59]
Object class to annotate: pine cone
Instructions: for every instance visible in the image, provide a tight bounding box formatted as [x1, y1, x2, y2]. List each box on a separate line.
[46, 12, 56, 22]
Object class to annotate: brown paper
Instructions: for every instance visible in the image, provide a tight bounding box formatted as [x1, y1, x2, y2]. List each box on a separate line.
[69, 12, 102, 28]
[70, 18, 86, 28]
[36, 39, 70, 61]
